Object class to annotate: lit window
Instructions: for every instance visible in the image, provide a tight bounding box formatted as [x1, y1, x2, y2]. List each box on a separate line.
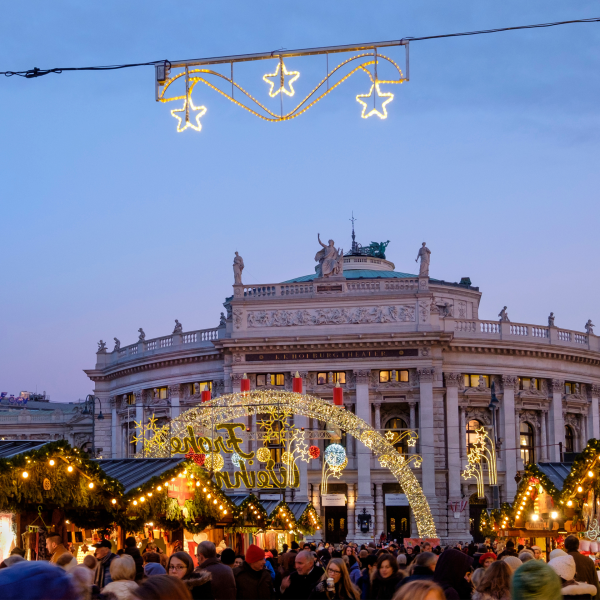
[317, 373, 327, 385]
[466, 420, 482, 452]
[270, 374, 285, 386]
[154, 387, 168, 400]
[379, 370, 409, 383]
[333, 372, 346, 384]
[379, 371, 391, 383]
[126, 393, 135, 405]
[565, 382, 580, 395]
[399, 370, 409, 382]
[519, 377, 539, 391]
[464, 374, 490, 388]
[191, 381, 212, 394]
[520, 422, 535, 465]
[386, 418, 409, 453]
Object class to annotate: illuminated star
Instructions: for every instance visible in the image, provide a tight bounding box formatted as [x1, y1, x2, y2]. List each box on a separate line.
[356, 81, 394, 119]
[263, 61, 300, 97]
[171, 97, 207, 132]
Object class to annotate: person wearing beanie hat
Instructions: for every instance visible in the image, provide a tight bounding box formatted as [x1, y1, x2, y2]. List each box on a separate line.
[0, 560, 77, 600]
[565, 534, 600, 598]
[531, 546, 544, 561]
[512, 560, 563, 600]
[233, 544, 272, 599]
[549, 554, 598, 599]
[501, 555, 522, 573]
[478, 552, 497, 569]
[519, 550, 536, 563]
[550, 549, 568, 560]
[123, 535, 144, 581]
[144, 562, 167, 577]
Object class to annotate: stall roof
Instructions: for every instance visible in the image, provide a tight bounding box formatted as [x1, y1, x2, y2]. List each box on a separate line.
[536, 462, 573, 491]
[0, 440, 51, 458]
[94, 458, 185, 494]
[228, 494, 254, 507]
[287, 502, 310, 521]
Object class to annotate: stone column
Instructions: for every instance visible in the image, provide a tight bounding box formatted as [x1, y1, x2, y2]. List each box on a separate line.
[515, 410, 523, 471]
[134, 390, 144, 455]
[110, 397, 118, 459]
[347, 483, 356, 539]
[541, 410, 549, 462]
[375, 483, 384, 539]
[409, 402, 416, 454]
[501, 376, 518, 500]
[459, 407, 467, 463]
[374, 403, 382, 430]
[169, 384, 181, 420]
[93, 391, 112, 458]
[588, 385, 600, 440]
[549, 379, 565, 461]
[354, 370, 375, 540]
[417, 369, 436, 498]
[444, 374, 462, 501]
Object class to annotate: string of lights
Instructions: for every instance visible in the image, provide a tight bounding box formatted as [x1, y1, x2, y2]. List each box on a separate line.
[1, 17, 598, 79]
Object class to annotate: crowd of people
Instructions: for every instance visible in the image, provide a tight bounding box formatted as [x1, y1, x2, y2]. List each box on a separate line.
[1, 534, 600, 600]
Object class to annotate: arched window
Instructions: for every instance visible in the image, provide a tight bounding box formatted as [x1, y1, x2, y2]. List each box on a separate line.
[565, 425, 574, 453]
[466, 420, 483, 452]
[385, 417, 409, 454]
[520, 422, 535, 465]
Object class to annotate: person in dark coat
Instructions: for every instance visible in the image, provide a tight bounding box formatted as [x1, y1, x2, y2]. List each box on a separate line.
[369, 554, 401, 600]
[564, 535, 600, 598]
[432, 548, 473, 600]
[167, 551, 213, 600]
[395, 552, 436, 590]
[497, 541, 518, 560]
[196, 541, 236, 600]
[123, 537, 144, 581]
[233, 544, 272, 600]
[357, 554, 377, 600]
[281, 550, 324, 600]
[471, 544, 489, 570]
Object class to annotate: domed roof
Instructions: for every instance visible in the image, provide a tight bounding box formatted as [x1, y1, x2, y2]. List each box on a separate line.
[282, 269, 422, 283]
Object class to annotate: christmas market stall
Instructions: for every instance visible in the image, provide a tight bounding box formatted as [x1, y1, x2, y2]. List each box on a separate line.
[256, 499, 321, 550]
[0, 439, 123, 562]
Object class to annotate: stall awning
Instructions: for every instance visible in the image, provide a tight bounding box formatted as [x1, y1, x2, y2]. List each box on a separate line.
[93, 458, 185, 494]
[287, 502, 310, 521]
[536, 462, 573, 491]
[0, 440, 52, 458]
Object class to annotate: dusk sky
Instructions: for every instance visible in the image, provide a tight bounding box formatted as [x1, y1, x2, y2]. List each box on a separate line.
[1, 1, 599, 402]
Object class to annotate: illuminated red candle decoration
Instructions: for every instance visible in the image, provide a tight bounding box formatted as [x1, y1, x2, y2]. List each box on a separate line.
[240, 373, 250, 393]
[333, 382, 343, 406]
[293, 371, 303, 394]
[201, 385, 211, 403]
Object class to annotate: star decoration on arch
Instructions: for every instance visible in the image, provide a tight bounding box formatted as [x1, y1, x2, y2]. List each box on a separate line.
[171, 96, 207, 132]
[263, 60, 300, 97]
[356, 81, 394, 119]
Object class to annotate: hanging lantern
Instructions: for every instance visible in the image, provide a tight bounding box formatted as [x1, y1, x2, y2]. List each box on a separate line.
[293, 371, 303, 394]
[240, 373, 250, 393]
[333, 382, 343, 406]
[201, 385, 211, 403]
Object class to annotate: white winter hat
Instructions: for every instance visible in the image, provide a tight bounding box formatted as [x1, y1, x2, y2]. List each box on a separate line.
[549, 548, 567, 560]
[549, 554, 576, 581]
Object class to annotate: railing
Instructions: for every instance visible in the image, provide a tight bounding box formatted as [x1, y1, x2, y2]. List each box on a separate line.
[383, 279, 419, 291]
[510, 325, 528, 336]
[279, 284, 313, 296]
[531, 327, 549, 338]
[347, 281, 380, 292]
[480, 322, 500, 334]
[558, 330, 571, 342]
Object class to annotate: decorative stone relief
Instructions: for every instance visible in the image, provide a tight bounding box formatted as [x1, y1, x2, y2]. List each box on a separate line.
[564, 413, 580, 429]
[417, 368, 435, 383]
[552, 379, 564, 393]
[213, 380, 225, 397]
[233, 309, 243, 329]
[590, 384, 600, 398]
[444, 373, 462, 387]
[457, 301, 467, 319]
[230, 373, 245, 382]
[168, 385, 182, 398]
[465, 408, 491, 426]
[420, 347, 431, 357]
[109, 397, 116, 409]
[519, 410, 540, 428]
[246, 305, 416, 328]
[134, 390, 144, 405]
[233, 353, 244, 363]
[354, 370, 371, 385]
[418, 300, 430, 324]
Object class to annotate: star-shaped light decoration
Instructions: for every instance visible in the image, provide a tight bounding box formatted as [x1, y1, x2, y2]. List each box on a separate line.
[171, 96, 207, 132]
[263, 60, 300, 97]
[356, 81, 394, 119]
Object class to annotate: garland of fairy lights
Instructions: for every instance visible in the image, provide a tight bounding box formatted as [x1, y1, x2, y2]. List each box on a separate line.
[141, 390, 436, 538]
[159, 53, 405, 132]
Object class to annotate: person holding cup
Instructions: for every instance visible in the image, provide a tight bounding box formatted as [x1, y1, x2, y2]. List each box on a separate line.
[309, 558, 360, 600]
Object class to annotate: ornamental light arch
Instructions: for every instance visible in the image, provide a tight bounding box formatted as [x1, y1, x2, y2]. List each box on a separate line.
[140, 390, 437, 538]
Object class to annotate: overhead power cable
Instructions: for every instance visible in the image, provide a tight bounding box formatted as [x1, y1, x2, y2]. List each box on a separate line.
[1, 16, 599, 79]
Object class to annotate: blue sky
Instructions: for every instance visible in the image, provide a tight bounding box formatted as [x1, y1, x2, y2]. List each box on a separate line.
[1, 1, 599, 401]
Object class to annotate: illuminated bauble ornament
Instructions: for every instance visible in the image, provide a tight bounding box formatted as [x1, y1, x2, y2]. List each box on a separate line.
[324, 444, 346, 468]
[309, 446, 320, 459]
[204, 453, 224, 472]
[231, 453, 245, 468]
[257, 447, 271, 463]
[43, 478, 51, 491]
[281, 451, 292, 464]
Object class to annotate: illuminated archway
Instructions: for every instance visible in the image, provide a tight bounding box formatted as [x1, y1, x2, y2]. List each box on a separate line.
[143, 390, 437, 538]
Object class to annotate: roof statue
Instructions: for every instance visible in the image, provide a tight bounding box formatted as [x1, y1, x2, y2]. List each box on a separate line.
[415, 242, 431, 277]
[233, 251, 244, 285]
[498, 306, 510, 323]
[113, 338, 121, 351]
[315, 234, 344, 278]
[586, 320, 595, 335]
[97, 340, 107, 353]
[173, 319, 183, 334]
[548, 312, 555, 327]
[347, 214, 390, 259]
[138, 328, 146, 341]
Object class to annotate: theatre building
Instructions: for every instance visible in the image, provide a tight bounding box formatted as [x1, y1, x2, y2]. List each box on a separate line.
[85, 235, 600, 543]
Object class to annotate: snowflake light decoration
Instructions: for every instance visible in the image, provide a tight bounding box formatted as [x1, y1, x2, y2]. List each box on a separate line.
[324, 444, 346, 468]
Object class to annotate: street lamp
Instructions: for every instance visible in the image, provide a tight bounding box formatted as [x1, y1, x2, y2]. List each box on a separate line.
[82, 394, 104, 457]
[488, 382, 500, 509]
[357, 508, 372, 534]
